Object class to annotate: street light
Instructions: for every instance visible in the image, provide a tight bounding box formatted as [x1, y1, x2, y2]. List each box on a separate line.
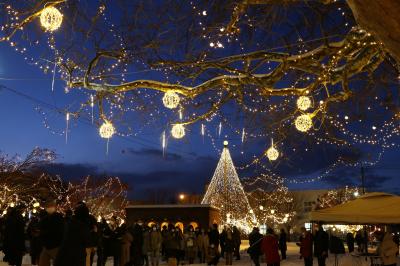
[179, 194, 185, 200]
[259, 205, 264, 211]
[354, 191, 359, 197]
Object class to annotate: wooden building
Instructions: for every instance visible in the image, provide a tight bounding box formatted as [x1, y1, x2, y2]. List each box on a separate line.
[125, 204, 220, 231]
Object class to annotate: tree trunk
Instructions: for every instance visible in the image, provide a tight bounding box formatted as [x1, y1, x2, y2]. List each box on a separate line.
[347, 0, 400, 62]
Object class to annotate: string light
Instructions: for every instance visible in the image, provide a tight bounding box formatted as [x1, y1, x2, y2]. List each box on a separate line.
[297, 96, 312, 111]
[171, 124, 185, 139]
[295, 114, 313, 132]
[99, 120, 115, 139]
[40, 6, 63, 32]
[202, 142, 256, 232]
[265, 138, 279, 161]
[162, 91, 180, 109]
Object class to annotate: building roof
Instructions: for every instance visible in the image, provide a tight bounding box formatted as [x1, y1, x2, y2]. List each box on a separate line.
[126, 204, 218, 210]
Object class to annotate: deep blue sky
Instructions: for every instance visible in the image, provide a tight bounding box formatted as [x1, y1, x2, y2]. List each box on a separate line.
[0, 8, 399, 200]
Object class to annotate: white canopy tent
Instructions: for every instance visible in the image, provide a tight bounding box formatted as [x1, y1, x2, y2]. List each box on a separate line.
[310, 192, 400, 224]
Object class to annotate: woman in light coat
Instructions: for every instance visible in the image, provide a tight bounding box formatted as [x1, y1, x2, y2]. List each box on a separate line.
[149, 226, 162, 266]
[378, 232, 398, 266]
[197, 228, 209, 263]
[120, 225, 133, 266]
[184, 225, 198, 264]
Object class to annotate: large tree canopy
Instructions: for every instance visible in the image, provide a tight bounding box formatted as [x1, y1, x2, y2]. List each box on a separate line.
[0, 0, 399, 173]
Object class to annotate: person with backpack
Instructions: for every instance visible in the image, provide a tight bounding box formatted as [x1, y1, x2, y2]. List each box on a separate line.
[248, 227, 263, 266]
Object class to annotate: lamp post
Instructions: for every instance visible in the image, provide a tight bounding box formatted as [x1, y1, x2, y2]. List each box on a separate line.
[178, 193, 186, 204]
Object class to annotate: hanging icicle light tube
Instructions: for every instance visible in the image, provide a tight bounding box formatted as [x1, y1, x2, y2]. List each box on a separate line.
[162, 91, 180, 109]
[99, 121, 115, 139]
[40, 6, 63, 32]
[171, 124, 185, 139]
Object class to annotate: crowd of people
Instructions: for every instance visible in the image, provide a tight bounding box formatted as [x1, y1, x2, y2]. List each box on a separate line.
[0, 200, 245, 266]
[1, 201, 399, 266]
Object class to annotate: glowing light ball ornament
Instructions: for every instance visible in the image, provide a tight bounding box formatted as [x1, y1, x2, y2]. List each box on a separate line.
[162, 91, 180, 109]
[171, 124, 185, 139]
[297, 96, 312, 111]
[295, 114, 313, 132]
[99, 121, 115, 139]
[40, 6, 63, 32]
[265, 139, 279, 161]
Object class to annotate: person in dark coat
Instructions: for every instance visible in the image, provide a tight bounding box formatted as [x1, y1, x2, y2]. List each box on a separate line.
[232, 226, 241, 260]
[248, 227, 263, 266]
[346, 232, 355, 253]
[219, 227, 227, 258]
[355, 230, 363, 253]
[39, 200, 65, 266]
[208, 224, 220, 247]
[27, 216, 43, 265]
[314, 223, 329, 266]
[130, 222, 144, 266]
[85, 214, 98, 266]
[299, 227, 313, 266]
[207, 224, 220, 266]
[224, 228, 234, 265]
[103, 217, 122, 266]
[279, 228, 287, 260]
[164, 226, 181, 265]
[96, 218, 107, 266]
[3, 207, 25, 266]
[54, 202, 91, 266]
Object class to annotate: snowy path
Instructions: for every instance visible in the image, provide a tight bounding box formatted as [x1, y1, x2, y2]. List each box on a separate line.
[6, 242, 400, 266]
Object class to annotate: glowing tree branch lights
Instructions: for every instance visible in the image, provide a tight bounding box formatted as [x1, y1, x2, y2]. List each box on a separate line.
[295, 113, 313, 132]
[162, 91, 180, 109]
[99, 120, 115, 139]
[40, 6, 63, 32]
[265, 138, 279, 161]
[245, 173, 296, 226]
[202, 141, 256, 232]
[297, 96, 312, 111]
[171, 124, 185, 139]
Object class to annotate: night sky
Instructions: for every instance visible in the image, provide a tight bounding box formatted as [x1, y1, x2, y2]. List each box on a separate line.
[0, 2, 399, 200]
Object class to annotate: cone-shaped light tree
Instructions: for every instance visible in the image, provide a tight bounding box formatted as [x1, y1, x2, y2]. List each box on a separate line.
[202, 141, 256, 232]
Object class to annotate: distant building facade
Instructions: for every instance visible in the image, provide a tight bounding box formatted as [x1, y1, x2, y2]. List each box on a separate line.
[125, 204, 220, 231]
[290, 189, 328, 231]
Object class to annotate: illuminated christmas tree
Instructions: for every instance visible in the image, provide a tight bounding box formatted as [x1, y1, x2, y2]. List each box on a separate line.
[202, 141, 256, 232]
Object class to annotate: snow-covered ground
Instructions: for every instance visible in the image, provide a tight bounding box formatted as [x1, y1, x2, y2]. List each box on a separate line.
[7, 242, 400, 265]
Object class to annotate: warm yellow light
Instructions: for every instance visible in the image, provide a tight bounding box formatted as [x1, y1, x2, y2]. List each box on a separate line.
[162, 91, 180, 109]
[265, 139, 279, 161]
[99, 121, 115, 139]
[295, 114, 313, 132]
[266, 146, 279, 161]
[179, 194, 185, 200]
[33, 202, 40, 208]
[10, 202, 15, 208]
[40, 6, 63, 32]
[171, 124, 185, 139]
[296, 96, 312, 111]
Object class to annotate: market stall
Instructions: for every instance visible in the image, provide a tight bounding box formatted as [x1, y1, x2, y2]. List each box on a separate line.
[310, 192, 400, 266]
